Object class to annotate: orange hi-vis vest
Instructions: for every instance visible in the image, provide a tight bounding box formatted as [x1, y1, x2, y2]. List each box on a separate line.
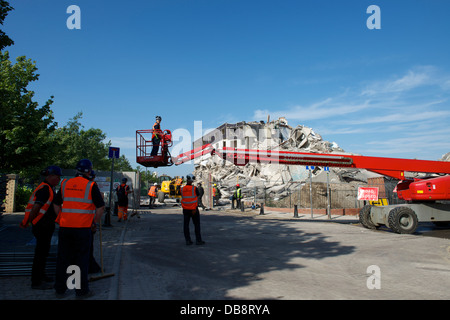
[21, 182, 54, 227]
[152, 122, 162, 139]
[148, 186, 157, 197]
[181, 185, 198, 210]
[56, 176, 96, 228]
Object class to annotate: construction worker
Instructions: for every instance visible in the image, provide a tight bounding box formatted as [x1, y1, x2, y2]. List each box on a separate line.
[197, 182, 206, 210]
[87, 170, 101, 274]
[116, 178, 130, 222]
[175, 176, 183, 195]
[19, 166, 62, 290]
[181, 174, 205, 245]
[148, 183, 157, 208]
[53, 159, 105, 299]
[151, 115, 162, 156]
[212, 183, 221, 206]
[233, 184, 243, 209]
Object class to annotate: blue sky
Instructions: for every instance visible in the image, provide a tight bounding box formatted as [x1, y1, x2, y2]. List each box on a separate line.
[4, 0, 450, 177]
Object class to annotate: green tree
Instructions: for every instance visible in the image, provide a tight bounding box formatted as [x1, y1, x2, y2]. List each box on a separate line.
[50, 112, 109, 171]
[113, 154, 133, 172]
[49, 112, 133, 172]
[0, 1, 14, 50]
[0, 51, 57, 178]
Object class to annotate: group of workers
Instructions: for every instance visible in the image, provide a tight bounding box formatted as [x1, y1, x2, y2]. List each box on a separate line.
[19, 159, 138, 298]
[20, 159, 104, 299]
[147, 180, 242, 211]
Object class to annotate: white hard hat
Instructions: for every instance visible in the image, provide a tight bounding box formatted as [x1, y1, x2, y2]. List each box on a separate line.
[154, 183, 157, 185]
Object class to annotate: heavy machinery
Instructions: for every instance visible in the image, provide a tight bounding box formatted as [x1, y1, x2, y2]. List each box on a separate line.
[135, 128, 183, 202]
[173, 144, 450, 234]
[136, 129, 174, 168]
[136, 128, 450, 234]
[157, 175, 183, 203]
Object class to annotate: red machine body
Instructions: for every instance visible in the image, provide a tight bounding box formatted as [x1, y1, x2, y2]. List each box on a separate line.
[398, 175, 450, 202]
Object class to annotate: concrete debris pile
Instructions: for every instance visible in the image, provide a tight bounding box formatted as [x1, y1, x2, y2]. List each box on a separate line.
[441, 152, 450, 162]
[193, 118, 378, 204]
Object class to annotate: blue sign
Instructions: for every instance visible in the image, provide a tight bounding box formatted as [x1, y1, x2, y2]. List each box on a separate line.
[324, 167, 330, 171]
[109, 147, 120, 159]
[306, 166, 315, 170]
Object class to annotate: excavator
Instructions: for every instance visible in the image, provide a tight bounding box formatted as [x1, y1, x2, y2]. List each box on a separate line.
[136, 129, 450, 234]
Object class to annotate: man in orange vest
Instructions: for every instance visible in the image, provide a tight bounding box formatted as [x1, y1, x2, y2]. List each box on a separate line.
[116, 178, 130, 222]
[53, 159, 105, 299]
[20, 166, 62, 290]
[148, 183, 157, 208]
[181, 174, 205, 245]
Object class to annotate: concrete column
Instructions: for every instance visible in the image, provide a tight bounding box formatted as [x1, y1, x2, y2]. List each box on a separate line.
[5, 174, 19, 213]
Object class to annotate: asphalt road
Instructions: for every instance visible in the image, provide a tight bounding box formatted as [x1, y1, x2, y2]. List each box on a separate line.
[1, 205, 450, 303]
[114, 206, 450, 300]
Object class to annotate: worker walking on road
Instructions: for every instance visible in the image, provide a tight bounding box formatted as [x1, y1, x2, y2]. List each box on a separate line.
[148, 183, 157, 208]
[20, 166, 62, 290]
[53, 159, 105, 299]
[181, 174, 205, 246]
[151, 115, 162, 156]
[116, 178, 130, 222]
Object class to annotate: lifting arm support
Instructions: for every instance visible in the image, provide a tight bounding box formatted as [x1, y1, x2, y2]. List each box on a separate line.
[174, 146, 450, 180]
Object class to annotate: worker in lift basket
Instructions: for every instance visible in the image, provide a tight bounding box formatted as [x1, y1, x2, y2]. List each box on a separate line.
[151, 115, 162, 156]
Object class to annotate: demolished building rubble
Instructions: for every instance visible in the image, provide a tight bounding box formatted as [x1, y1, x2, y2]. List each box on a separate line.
[193, 118, 382, 207]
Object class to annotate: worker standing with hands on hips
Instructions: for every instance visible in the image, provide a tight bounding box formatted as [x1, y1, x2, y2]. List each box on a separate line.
[233, 184, 243, 209]
[151, 115, 162, 156]
[20, 166, 62, 290]
[181, 174, 205, 246]
[53, 159, 105, 299]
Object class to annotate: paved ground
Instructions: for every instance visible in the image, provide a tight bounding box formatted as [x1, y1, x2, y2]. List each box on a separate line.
[1, 204, 450, 302]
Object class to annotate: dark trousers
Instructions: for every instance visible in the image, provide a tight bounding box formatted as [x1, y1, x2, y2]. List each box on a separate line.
[151, 137, 160, 156]
[89, 232, 101, 273]
[183, 208, 202, 242]
[232, 197, 241, 209]
[198, 197, 206, 210]
[31, 223, 55, 285]
[55, 227, 92, 296]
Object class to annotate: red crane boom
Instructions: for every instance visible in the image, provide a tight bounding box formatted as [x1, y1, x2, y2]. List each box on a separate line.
[138, 131, 450, 234]
[174, 145, 450, 180]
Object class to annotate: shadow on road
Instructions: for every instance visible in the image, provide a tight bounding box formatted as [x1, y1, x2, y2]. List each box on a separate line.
[120, 211, 356, 299]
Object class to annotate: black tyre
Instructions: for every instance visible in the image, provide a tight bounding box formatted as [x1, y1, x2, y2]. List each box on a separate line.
[157, 191, 165, 203]
[359, 205, 377, 229]
[388, 206, 418, 234]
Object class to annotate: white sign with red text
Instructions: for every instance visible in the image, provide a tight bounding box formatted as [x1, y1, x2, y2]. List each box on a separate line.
[357, 187, 379, 201]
